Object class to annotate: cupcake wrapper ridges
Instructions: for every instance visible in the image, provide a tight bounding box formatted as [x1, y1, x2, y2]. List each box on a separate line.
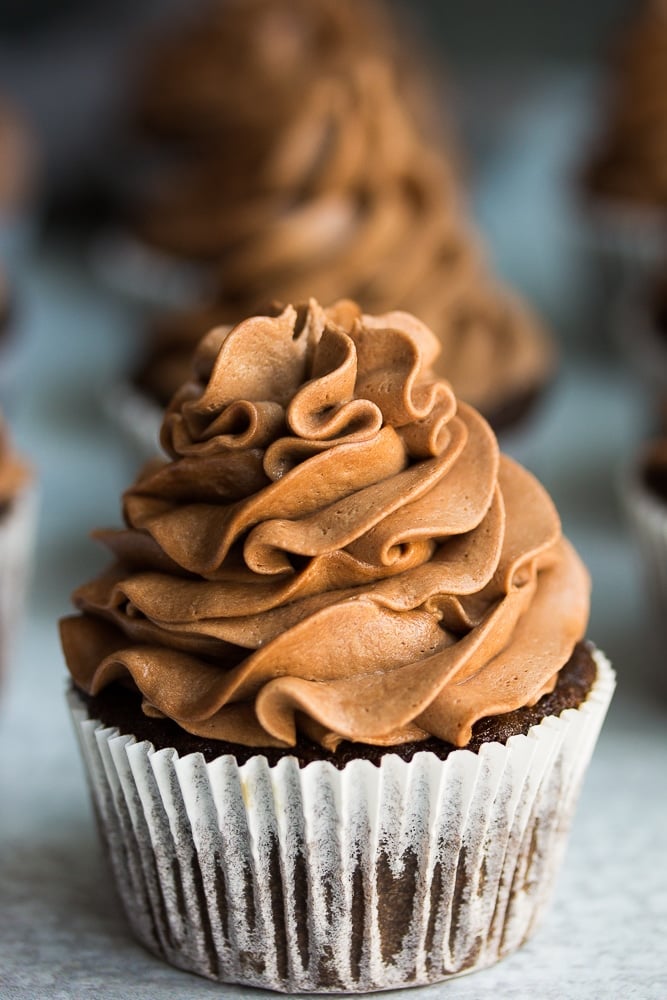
[67, 647, 614, 994]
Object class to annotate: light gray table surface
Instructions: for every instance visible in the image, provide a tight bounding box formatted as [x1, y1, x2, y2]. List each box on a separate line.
[2, 72, 667, 999]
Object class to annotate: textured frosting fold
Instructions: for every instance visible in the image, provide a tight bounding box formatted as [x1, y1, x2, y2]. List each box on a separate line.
[62, 301, 588, 749]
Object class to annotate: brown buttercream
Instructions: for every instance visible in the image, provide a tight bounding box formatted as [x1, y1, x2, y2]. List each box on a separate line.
[62, 301, 588, 750]
[134, 0, 409, 151]
[586, 0, 667, 207]
[131, 0, 552, 420]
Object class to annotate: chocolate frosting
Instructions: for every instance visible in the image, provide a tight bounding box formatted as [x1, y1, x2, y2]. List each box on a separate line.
[0, 99, 34, 216]
[131, 0, 552, 419]
[134, 0, 407, 150]
[586, 0, 667, 206]
[62, 301, 588, 750]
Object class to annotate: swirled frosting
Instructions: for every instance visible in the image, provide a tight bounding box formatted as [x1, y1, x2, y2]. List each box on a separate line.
[130, 0, 552, 421]
[134, 0, 405, 152]
[586, 0, 667, 206]
[139, 281, 550, 426]
[62, 301, 589, 750]
[132, 0, 448, 262]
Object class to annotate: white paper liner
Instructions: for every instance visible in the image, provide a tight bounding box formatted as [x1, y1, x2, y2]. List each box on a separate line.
[101, 380, 163, 461]
[0, 484, 37, 676]
[67, 648, 614, 994]
[90, 229, 214, 311]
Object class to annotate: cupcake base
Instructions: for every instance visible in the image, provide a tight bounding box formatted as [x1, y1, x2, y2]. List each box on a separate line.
[67, 646, 614, 993]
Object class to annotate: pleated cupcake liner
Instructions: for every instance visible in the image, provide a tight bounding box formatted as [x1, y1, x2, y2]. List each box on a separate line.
[67, 648, 614, 994]
[89, 229, 214, 312]
[0, 484, 37, 678]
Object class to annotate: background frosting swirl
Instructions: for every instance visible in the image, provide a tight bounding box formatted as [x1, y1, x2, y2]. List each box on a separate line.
[129, 0, 553, 422]
[61, 301, 589, 749]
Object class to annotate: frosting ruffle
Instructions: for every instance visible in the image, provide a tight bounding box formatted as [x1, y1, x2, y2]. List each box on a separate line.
[62, 301, 588, 749]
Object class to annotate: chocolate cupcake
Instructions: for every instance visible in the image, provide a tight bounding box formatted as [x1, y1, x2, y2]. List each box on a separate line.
[62, 300, 613, 991]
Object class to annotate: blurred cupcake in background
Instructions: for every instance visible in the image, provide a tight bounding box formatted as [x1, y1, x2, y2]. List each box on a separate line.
[0, 410, 36, 691]
[620, 437, 667, 660]
[96, 0, 427, 308]
[104, 0, 555, 456]
[0, 97, 38, 265]
[583, 0, 667, 274]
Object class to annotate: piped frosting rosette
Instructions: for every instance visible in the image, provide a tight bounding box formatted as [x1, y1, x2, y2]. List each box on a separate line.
[62, 300, 587, 750]
[124, 0, 552, 426]
[131, 49, 552, 421]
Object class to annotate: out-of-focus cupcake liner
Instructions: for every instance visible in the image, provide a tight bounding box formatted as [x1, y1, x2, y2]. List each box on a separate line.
[90, 229, 214, 311]
[576, 197, 666, 351]
[612, 277, 667, 408]
[0, 484, 37, 677]
[68, 648, 614, 994]
[584, 197, 667, 276]
[102, 380, 163, 460]
[620, 452, 667, 615]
